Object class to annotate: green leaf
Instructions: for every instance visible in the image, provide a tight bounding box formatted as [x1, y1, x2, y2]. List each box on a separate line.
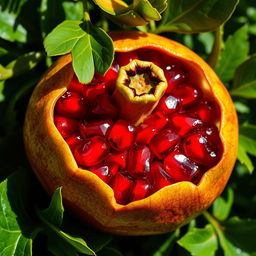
[40, 188, 64, 227]
[62, 1, 83, 21]
[0, 52, 43, 80]
[0, 6, 27, 42]
[238, 125, 256, 173]
[44, 20, 85, 56]
[44, 20, 114, 83]
[133, 0, 161, 21]
[178, 224, 218, 256]
[157, 0, 239, 34]
[0, 169, 39, 255]
[37, 188, 96, 256]
[230, 54, 256, 98]
[212, 187, 234, 221]
[224, 217, 256, 253]
[215, 25, 249, 83]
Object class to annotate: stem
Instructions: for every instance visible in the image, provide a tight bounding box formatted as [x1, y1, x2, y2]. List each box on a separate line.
[203, 211, 224, 235]
[207, 26, 224, 69]
[83, 0, 90, 22]
[149, 20, 156, 33]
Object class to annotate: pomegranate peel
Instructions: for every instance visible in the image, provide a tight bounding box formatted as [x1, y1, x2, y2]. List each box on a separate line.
[24, 32, 238, 235]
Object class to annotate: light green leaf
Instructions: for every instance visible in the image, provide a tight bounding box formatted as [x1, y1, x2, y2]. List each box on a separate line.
[62, 1, 83, 20]
[230, 54, 256, 98]
[178, 224, 218, 256]
[133, 0, 161, 21]
[44, 20, 114, 83]
[0, 6, 27, 42]
[215, 25, 249, 83]
[44, 20, 85, 56]
[0, 169, 39, 255]
[157, 0, 239, 33]
[40, 188, 64, 227]
[213, 187, 234, 221]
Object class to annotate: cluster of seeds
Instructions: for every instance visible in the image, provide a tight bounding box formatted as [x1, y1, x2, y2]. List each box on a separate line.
[54, 49, 223, 204]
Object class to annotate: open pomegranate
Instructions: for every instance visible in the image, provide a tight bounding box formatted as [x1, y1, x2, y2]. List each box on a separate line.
[24, 32, 238, 235]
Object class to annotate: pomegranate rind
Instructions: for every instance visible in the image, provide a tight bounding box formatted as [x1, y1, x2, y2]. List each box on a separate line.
[24, 32, 238, 235]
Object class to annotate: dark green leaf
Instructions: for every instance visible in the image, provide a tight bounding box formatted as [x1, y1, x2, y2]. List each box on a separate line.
[97, 247, 124, 256]
[230, 54, 256, 98]
[37, 189, 96, 256]
[218, 231, 250, 256]
[215, 25, 249, 83]
[157, 0, 239, 33]
[178, 224, 218, 256]
[87, 23, 114, 75]
[1, 0, 28, 14]
[224, 217, 256, 253]
[40, 188, 64, 227]
[0, 52, 43, 80]
[0, 6, 27, 42]
[238, 125, 256, 173]
[153, 229, 180, 256]
[213, 187, 234, 221]
[40, 0, 66, 38]
[0, 169, 39, 255]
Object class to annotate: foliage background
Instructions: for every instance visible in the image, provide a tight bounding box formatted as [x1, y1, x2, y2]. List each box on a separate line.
[1, 0, 256, 255]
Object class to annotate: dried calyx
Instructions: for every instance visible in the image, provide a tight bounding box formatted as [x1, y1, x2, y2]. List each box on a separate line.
[54, 49, 223, 205]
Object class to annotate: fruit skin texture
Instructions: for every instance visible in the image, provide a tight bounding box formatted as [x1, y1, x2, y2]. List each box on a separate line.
[24, 31, 238, 236]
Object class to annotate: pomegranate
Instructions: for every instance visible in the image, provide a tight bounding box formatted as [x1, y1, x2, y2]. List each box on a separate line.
[24, 32, 238, 235]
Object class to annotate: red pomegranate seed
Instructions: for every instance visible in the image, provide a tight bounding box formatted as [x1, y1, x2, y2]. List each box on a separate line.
[155, 95, 180, 114]
[143, 111, 168, 131]
[150, 128, 180, 159]
[89, 164, 110, 182]
[79, 119, 113, 139]
[164, 151, 202, 182]
[116, 51, 139, 67]
[69, 75, 85, 94]
[92, 94, 118, 119]
[84, 82, 106, 102]
[200, 126, 222, 145]
[192, 100, 219, 124]
[149, 162, 174, 191]
[104, 62, 119, 92]
[183, 131, 220, 166]
[107, 151, 127, 169]
[130, 179, 152, 202]
[73, 136, 109, 166]
[55, 91, 87, 119]
[65, 134, 83, 150]
[170, 113, 203, 136]
[54, 115, 78, 139]
[171, 84, 201, 108]
[127, 145, 151, 177]
[109, 173, 134, 204]
[136, 125, 157, 144]
[108, 120, 135, 151]
[164, 63, 187, 92]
